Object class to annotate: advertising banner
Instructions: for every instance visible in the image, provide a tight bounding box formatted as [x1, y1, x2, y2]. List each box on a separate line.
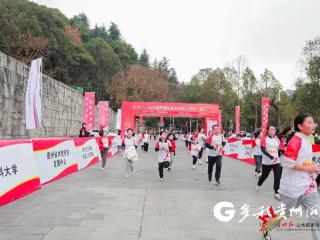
[75, 138, 101, 170]
[98, 101, 109, 130]
[0, 140, 41, 207]
[83, 92, 95, 131]
[26, 58, 42, 129]
[32, 138, 78, 185]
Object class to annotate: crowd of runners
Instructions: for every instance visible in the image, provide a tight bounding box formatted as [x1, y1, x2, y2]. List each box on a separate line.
[80, 112, 320, 240]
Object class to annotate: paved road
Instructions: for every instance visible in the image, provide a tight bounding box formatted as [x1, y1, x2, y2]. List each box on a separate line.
[0, 140, 311, 239]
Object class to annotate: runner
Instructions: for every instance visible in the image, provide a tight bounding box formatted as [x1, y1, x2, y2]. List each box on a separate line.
[252, 130, 263, 177]
[190, 137, 201, 169]
[205, 130, 212, 163]
[197, 128, 206, 165]
[167, 133, 176, 171]
[142, 130, 150, 152]
[121, 128, 138, 178]
[186, 131, 192, 148]
[206, 125, 226, 185]
[255, 126, 282, 201]
[97, 129, 110, 171]
[155, 131, 172, 181]
[262, 113, 320, 240]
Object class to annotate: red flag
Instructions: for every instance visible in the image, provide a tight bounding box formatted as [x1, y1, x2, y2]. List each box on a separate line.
[261, 98, 270, 135]
[98, 101, 109, 130]
[235, 106, 240, 133]
[83, 92, 95, 131]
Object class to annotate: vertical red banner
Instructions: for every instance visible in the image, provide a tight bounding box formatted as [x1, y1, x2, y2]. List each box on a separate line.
[235, 106, 240, 133]
[83, 92, 95, 131]
[98, 101, 109, 130]
[261, 97, 270, 135]
[218, 110, 222, 133]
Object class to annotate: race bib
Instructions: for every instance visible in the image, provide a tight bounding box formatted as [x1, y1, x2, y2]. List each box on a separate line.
[268, 147, 278, 157]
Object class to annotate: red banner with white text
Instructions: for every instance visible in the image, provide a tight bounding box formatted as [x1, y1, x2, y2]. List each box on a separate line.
[83, 92, 95, 131]
[261, 98, 270, 135]
[98, 101, 109, 131]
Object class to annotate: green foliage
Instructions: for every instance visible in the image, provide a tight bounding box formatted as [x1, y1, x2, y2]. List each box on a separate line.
[108, 22, 121, 41]
[85, 38, 122, 101]
[111, 40, 138, 69]
[0, 0, 143, 102]
[138, 49, 150, 67]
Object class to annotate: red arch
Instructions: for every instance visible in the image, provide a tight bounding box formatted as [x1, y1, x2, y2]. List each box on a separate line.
[121, 101, 221, 133]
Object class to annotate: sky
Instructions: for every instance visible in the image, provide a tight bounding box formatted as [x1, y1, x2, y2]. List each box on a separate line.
[32, 0, 320, 90]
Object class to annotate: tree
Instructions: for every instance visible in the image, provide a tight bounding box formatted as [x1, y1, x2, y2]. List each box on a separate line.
[295, 36, 320, 122]
[111, 40, 138, 69]
[168, 68, 178, 84]
[259, 69, 282, 127]
[225, 55, 248, 103]
[86, 38, 122, 101]
[240, 67, 259, 130]
[89, 24, 109, 42]
[70, 13, 90, 42]
[138, 49, 150, 67]
[108, 22, 121, 41]
[107, 65, 175, 109]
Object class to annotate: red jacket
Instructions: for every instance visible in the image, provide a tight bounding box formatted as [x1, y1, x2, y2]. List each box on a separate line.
[169, 140, 176, 152]
[96, 136, 111, 152]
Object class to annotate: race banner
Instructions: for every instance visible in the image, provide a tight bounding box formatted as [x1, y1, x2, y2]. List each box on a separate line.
[83, 92, 95, 131]
[32, 138, 78, 185]
[238, 140, 254, 160]
[26, 58, 42, 129]
[0, 140, 41, 207]
[223, 138, 242, 159]
[98, 101, 109, 131]
[261, 98, 270, 135]
[235, 106, 240, 133]
[75, 138, 101, 170]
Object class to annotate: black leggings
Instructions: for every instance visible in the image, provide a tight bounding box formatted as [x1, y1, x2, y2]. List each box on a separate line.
[198, 148, 204, 159]
[143, 143, 149, 152]
[208, 155, 222, 181]
[257, 163, 282, 193]
[158, 162, 164, 178]
[192, 155, 198, 165]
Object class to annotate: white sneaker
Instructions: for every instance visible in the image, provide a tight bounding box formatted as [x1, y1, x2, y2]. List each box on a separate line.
[125, 175, 130, 178]
[255, 186, 261, 192]
[160, 178, 164, 182]
[100, 168, 105, 171]
[274, 193, 281, 201]
[192, 165, 196, 169]
[258, 172, 262, 177]
[198, 159, 202, 165]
